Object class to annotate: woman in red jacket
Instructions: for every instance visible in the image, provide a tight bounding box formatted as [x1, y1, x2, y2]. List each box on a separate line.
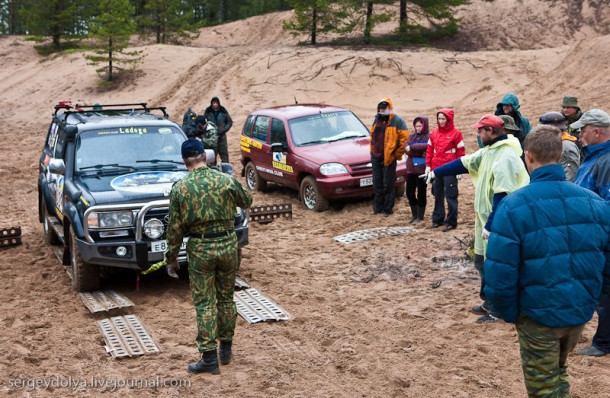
[425, 109, 465, 231]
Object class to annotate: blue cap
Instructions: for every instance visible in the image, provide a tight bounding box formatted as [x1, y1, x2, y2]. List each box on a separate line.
[181, 139, 205, 158]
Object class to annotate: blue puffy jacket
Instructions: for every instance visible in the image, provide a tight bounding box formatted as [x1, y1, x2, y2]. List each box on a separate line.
[484, 164, 610, 327]
[574, 140, 610, 202]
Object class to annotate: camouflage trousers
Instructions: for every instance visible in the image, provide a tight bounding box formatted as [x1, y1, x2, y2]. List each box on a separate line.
[216, 133, 229, 163]
[516, 315, 584, 398]
[187, 233, 238, 352]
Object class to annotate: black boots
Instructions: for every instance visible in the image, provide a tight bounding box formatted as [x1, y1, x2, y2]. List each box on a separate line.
[188, 349, 220, 374]
[410, 206, 426, 223]
[409, 205, 418, 223]
[219, 341, 232, 365]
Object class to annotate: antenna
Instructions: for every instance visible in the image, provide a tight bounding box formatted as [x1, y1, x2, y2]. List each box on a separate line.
[294, 96, 298, 105]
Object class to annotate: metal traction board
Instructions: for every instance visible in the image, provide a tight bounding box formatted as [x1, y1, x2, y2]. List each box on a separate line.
[79, 290, 135, 313]
[334, 226, 415, 244]
[249, 204, 292, 224]
[235, 276, 251, 290]
[234, 288, 290, 323]
[0, 226, 22, 248]
[99, 315, 160, 359]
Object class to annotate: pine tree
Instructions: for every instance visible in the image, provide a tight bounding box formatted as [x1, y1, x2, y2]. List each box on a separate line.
[20, 0, 85, 49]
[85, 0, 143, 82]
[398, 0, 465, 38]
[139, 0, 201, 44]
[283, 0, 338, 45]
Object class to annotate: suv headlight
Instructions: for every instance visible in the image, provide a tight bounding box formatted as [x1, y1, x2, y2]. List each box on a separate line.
[88, 211, 134, 229]
[320, 163, 348, 176]
[144, 218, 164, 239]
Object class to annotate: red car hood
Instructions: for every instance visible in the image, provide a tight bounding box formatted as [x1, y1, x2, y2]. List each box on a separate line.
[295, 137, 371, 165]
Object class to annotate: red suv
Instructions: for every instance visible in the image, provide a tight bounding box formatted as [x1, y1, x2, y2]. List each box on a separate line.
[240, 104, 406, 211]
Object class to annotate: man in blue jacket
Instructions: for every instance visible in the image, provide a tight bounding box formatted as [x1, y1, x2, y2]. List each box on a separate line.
[484, 125, 610, 397]
[571, 109, 610, 357]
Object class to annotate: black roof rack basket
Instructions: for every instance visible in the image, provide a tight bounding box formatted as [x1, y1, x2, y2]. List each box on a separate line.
[54, 102, 168, 118]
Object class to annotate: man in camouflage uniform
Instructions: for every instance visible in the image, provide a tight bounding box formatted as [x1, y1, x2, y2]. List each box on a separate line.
[165, 139, 252, 374]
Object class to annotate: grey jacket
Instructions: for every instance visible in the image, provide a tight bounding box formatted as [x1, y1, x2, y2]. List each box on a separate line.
[560, 139, 580, 182]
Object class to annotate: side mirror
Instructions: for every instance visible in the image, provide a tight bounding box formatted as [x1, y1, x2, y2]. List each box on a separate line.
[204, 149, 216, 166]
[270, 142, 287, 153]
[48, 158, 66, 175]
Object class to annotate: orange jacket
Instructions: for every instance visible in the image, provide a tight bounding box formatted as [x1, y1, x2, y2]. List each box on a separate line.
[369, 98, 409, 166]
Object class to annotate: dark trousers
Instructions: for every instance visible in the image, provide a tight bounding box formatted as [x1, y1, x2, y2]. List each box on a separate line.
[406, 173, 426, 207]
[593, 291, 610, 353]
[371, 156, 397, 214]
[432, 175, 458, 226]
[474, 254, 499, 316]
[216, 133, 229, 163]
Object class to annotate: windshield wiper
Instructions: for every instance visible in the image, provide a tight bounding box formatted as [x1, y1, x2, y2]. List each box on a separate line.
[79, 163, 138, 171]
[300, 140, 329, 146]
[136, 159, 184, 165]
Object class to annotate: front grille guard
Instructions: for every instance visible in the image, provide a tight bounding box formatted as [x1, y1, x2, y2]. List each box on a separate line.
[83, 200, 170, 244]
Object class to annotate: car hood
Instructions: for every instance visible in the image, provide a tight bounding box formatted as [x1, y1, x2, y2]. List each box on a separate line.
[295, 137, 371, 165]
[77, 170, 188, 206]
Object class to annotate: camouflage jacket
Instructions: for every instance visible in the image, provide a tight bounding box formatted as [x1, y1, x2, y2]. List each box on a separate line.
[183, 122, 218, 150]
[165, 166, 252, 262]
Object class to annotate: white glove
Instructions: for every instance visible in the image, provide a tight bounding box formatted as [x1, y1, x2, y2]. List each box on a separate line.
[167, 259, 180, 279]
[425, 166, 431, 175]
[482, 228, 490, 240]
[419, 167, 435, 184]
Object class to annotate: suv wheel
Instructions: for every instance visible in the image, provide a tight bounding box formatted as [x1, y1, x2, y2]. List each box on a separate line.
[300, 176, 329, 212]
[69, 228, 100, 292]
[245, 161, 267, 192]
[42, 200, 61, 245]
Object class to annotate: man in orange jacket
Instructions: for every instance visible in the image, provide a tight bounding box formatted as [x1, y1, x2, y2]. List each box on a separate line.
[369, 98, 409, 216]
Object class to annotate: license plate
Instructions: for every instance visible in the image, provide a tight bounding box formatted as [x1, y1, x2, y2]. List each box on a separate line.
[359, 177, 373, 187]
[151, 238, 187, 253]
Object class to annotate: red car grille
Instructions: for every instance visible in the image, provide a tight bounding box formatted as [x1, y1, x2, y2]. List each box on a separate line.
[349, 161, 372, 176]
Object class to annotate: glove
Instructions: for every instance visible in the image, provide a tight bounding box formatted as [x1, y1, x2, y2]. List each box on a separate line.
[482, 228, 490, 240]
[419, 170, 435, 184]
[167, 259, 180, 279]
[456, 174, 462, 181]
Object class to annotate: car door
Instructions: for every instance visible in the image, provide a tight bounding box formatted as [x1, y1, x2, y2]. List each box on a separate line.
[268, 117, 297, 188]
[48, 125, 68, 217]
[246, 115, 277, 181]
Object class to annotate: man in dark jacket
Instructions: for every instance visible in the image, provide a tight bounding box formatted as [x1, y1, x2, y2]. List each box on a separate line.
[484, 125, 610, 397]
[572, 109, 610, 358]
[204, 97, 233, 163]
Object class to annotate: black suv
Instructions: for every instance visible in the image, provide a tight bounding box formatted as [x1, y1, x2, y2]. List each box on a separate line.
[38, 102, 249, 291]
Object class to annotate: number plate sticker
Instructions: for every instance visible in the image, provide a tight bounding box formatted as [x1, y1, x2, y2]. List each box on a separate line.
[151, 239, 187, 253]
[359, 177, 373, 187]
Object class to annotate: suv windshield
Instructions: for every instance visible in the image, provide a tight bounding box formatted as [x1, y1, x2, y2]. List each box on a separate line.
[75, 126, 186, 172]
[289, 111, 369, 146]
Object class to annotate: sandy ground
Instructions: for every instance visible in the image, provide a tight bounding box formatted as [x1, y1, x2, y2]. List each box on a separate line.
[1, 0, 610, 396]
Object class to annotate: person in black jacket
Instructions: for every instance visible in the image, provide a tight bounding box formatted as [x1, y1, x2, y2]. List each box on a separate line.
[204, 97, 233, 163]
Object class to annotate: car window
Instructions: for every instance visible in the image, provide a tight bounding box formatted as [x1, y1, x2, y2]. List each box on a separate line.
[270, 118, 287, 145]
[253, 116, 269, 142]
[242, 115, 255, 137]
[53, 127, 68, 159]
[47, 122, 59, 150]
[289, 111, 369, 146]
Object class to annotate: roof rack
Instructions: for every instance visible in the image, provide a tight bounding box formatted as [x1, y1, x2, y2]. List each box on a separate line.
[54, 102, 168, 118]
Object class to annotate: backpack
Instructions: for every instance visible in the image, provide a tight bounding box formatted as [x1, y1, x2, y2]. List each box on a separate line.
[200, 121, 218, 150]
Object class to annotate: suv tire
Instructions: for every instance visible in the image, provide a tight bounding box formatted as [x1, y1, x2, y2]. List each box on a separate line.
[69, 228, 100, 292]
[300, 176, 329, 212]
[245, 161, 267, 192]
[42, 200, 61, 245]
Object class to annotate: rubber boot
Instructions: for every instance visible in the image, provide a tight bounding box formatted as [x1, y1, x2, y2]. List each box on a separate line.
[187, 349, 220, 374]
[219, 341, 232, 365]
[409, 205, 418, 223]
[416, 206, 426, 222]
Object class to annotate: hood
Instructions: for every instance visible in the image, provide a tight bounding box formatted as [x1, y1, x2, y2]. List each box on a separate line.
[495, 93, 521, 113]
[77, 170, 188, 206]
[210, 96, 221, 106]
[437, 108, 455, 133]
[413, 116, 429, 135]
[377, 97, 394, 112]
[561, 132, 577, 142]
[296, 137, 372, 166]
[489, 134, 523, 157]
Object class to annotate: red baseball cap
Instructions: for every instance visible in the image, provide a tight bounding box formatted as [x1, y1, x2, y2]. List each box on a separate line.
[471, 114, 504, 129]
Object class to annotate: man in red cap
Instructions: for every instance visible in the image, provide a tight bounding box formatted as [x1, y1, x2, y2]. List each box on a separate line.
[422, 114, 529, 322]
